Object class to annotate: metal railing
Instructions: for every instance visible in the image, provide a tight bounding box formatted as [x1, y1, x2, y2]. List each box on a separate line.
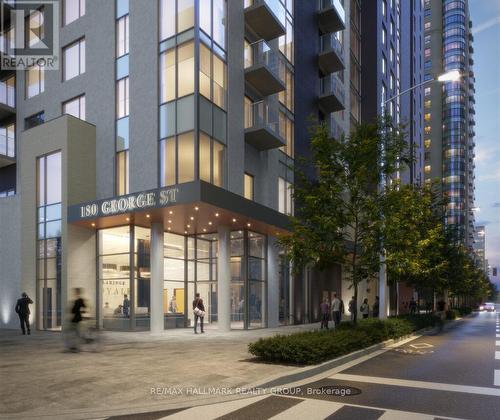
[244, 99, 280, 137]
[244, 40, 283, 83]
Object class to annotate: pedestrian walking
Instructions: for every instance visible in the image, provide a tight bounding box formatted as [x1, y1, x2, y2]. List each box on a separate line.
[360, 298, 370, 319]
[193, 293, 205, 334]
[15, 293, 33, 335]
[348, 296, 356, 321]
[122, 294, 130, 317]
[372, 296, 380, 318]
[320, 298, 329, 329]
[409, 297, 417, 314]
[331, 293, 342, 327]
[69, 288, 86, 352]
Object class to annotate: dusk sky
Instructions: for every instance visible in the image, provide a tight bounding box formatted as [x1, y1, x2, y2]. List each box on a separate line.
[470, 0, 500, 285]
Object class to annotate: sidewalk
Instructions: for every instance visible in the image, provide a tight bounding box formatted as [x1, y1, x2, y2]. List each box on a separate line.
[0, 323, 321, 419]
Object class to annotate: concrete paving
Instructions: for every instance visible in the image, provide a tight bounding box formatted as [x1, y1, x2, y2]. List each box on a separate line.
[0, 323, 322, 419]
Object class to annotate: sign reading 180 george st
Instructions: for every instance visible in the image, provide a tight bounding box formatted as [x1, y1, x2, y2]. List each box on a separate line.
[79, 187, 179, 219]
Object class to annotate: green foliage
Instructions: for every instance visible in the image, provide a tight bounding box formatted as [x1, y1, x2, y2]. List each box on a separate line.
[445, 310, 458, 320]
[248, 315, 435, 365]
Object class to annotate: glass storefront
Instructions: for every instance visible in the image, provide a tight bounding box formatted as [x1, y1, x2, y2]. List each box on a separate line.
[98, 226, 267, 331]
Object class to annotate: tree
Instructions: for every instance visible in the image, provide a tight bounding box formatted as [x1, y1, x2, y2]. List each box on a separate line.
[279, 117, 410, 322]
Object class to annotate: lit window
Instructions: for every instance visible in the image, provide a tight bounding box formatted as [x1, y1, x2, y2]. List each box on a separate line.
[424, 113, 431, 121]
[64, 0, 85, 26]
[244, 173, 254, 201]
[382, 56, 387, 75]
[425, 100, 431, 108]
[25, 111, 45, 130]
[63, 38, 86, 81]
[25, 65, 44, 98]
[424, 22, 431, 30]
[279, 177, 293, 215]
[425, 87, 431, 96]
[63, 95, 86, 120]
[116, 77, 129, 118]
[116, 150, 129, 195]
[424, 165, 431, 174]
[424, 139, 431, 149]
[424, 126, 431, 134]
[382, 27, 386, 45]
[116, 15, 129, 58]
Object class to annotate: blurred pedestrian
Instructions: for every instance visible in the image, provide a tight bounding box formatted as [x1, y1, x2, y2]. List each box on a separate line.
[331, 293, 342, 327]
[348, 296, 357, 321]
[69, 288, 86, 352]
[372, 296, 380, 318]
[15, 293, 33, 335]
[193, 293, 205, 334]
[123, 294, 130, 317]
[320, 298, 329, 329]
[409, 297, 417, 314]
[360, 298, 370, 319]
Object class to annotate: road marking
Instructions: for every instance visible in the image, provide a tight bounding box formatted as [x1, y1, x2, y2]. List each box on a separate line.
[330, 374, 500, 396]
[409, 343, 433, 349]
[268, 399, 343, 419]
[495, 371, 500, 387]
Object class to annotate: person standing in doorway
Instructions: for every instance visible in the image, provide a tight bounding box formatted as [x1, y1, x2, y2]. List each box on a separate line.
[331, 293, 342, 327]
[123, 294, 130, 317]
[372, 296, 380, 318]
[15, 293, 33, 335]
[320, 298, 329, 329]
[360, 298, 370, 319]
[193, 293, 205, 334]
[409, 297, 417, 314]
[348, 296, 357, 322]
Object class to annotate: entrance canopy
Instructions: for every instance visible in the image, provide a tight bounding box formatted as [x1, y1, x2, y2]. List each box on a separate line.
[68, 180, 290, 236]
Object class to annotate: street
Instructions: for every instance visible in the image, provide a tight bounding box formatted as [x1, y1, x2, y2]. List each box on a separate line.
[107, 311, 500, 420]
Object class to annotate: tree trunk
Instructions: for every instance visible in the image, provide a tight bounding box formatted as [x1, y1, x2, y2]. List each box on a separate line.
[353, 282, 358, 323]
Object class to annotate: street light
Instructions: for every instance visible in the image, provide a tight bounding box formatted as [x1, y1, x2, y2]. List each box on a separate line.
[378, 69, 462, 319]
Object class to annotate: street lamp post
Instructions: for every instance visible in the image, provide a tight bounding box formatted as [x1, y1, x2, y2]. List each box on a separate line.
[377, 70, 461, 319]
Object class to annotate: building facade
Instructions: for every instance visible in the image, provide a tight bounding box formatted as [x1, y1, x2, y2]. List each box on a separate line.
[423, 0, 476, 247]
[473, 225, 486, 273]
[0, 0, 305, 332]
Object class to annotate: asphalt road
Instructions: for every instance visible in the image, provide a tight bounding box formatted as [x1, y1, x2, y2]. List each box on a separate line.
[107, 310, 500, 420]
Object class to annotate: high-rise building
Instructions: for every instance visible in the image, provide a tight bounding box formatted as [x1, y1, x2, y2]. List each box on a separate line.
[361, 0, 424, 185]
[422, 0, 476, 247]
[0, 0, 355, 331]
[473, 225, 486, 273]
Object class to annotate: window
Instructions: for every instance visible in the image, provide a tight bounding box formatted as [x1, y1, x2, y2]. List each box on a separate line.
[63, 38, 86, 81]
[116, 77, 129, 118]
[64, 0, 85, 25]
[199, 44, 227, 110]
[25, 111, 45, 130]
[278, 177, 292, 215]
[116, 15, 129, 57]
[382, 27, 386, 45]
[116, 150, 129, 195]
[390, 46, 394, 63]
[382, 0, 386, 16]
[199, 132, 225, 187]
[424, 113, 431, 122]
[424, 165, 431, 174]
[160, 0, 194, 40]
[425, 87, 431, 96]
[382, 55, 387, 75]
[424, 139, 431, 149]
[27, 8, 44, 48]
[177, 42, 194, 98]
[0, 123, 15, 158]
[160, 132, 195, 186]
[26, 65, 44, 98]
[161, 41, 195, 102]
[63, 95, 85, 120]
[244, 173, 254, 201]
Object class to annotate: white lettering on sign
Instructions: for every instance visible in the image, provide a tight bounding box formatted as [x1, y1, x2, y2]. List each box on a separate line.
[78, 188, 178, 219]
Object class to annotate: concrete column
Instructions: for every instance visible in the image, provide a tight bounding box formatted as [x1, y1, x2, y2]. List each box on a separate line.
[150, 222, 164, 334]
[378, 251, 388, 319]
[217, 225, 231, 332]
[267, 235, 279, 328]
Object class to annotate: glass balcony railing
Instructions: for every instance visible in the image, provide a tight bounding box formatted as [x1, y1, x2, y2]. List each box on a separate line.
[244, 40, 285, 96]
[320, 33, 344, 57]
[320, 74, 345, 102]
[245, 40, 280, 75]
[245, 100, 279, 135]
[0, 80, 15, 107]
[0, 132, 15, 158]
[318, 0, 346, 32]
[319, 33, 345, 73]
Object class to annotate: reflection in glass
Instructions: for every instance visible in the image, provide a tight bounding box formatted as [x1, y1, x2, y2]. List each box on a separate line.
[178, 132, 194, 183]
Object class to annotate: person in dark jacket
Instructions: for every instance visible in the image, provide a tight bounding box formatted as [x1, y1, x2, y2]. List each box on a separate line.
[69, 288, 86, 352]
[372, 296, 380, 318]
[192, 293, 205, 334]
[15, 293, 33, 335]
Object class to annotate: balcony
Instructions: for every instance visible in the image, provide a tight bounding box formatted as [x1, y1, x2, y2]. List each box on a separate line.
[244, 99, 285, 151]
[245, 40, 285, 97]
[318, 0, 346, 34]
[244, 0, 286, 41]
[0, 130, 15, 168]
[319, 74, 345, 113]
[319, 33, 345, 74]
[0, 78, 15, 120]
[327, 114, 344, 140]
